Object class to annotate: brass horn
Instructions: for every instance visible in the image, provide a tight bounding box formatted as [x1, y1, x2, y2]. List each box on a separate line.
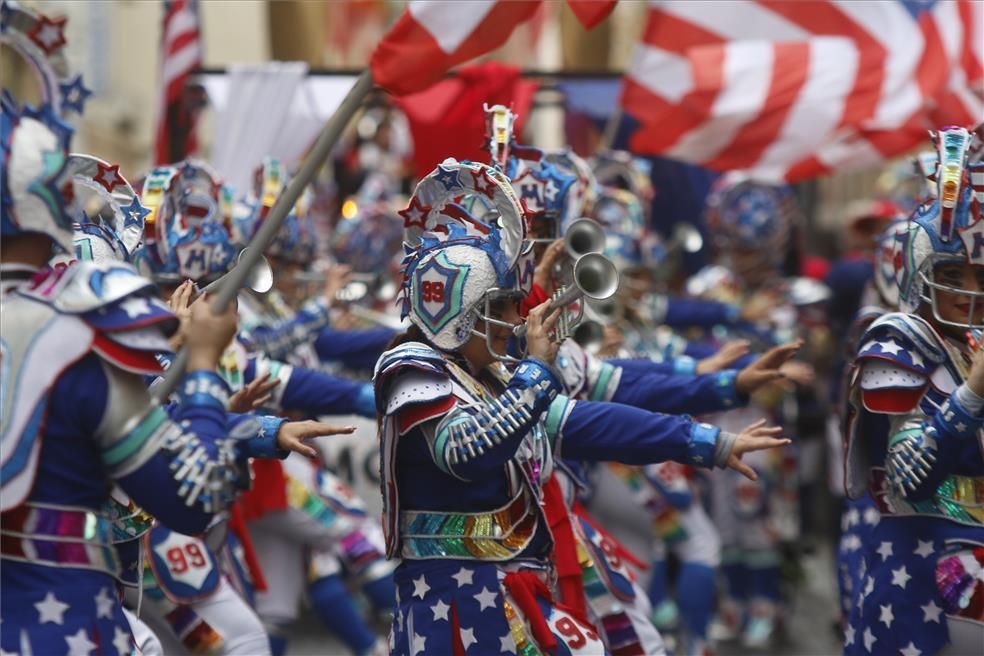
[200, 248, 274, 296]
[564, 218, 606, 259]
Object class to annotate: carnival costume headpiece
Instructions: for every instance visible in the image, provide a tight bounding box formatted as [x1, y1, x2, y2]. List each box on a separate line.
[895, 126, 984, 329]
[398, 158, 526, 353]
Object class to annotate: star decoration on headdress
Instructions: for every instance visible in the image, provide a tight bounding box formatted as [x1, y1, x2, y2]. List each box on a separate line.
[121, 196, 151, 229]
[59, 75, 91, 115]
[433, 164, 460, 191]
[470, 167, 498, 200]
[179, 160, 199, 181]
[93, 162, 124, 193]
[399, 196, 432, 231]
[27, 14, 67, 55]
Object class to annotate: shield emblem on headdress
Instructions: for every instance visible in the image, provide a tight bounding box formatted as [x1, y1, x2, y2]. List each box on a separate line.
[412, 252, 469, 335]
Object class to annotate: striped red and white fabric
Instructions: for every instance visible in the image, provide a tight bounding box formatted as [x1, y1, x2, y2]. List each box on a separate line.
[370, 0, 617, 96]
[621, 0, 984, 182]
[154, 0, 201, 165]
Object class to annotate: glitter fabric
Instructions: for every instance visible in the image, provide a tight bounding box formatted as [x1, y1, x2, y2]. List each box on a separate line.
[504, 600, 543, 656]
[401, 488, 538, 561]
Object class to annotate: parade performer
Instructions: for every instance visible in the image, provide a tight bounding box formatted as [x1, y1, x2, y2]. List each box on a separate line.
[376, 158, 790, 655]
[844, 126, 984, 656]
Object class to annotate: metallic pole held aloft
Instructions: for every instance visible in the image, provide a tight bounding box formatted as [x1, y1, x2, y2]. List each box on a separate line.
[151, 70, 375, 403]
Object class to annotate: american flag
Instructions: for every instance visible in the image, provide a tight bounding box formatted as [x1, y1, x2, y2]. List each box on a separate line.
[621, 0, 984, 183]
[154, 0, 202, 165]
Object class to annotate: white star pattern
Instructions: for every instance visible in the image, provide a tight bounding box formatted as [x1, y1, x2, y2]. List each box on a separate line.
[891, 565, 911, 589]
[473, 586, 498, 612]
[844, 625, 856, 646]
[500, 633, 517, 653]
[65, 628, 96, 656]
[862, 506, 880, 526]
[909, 351, 925, 368]
[876, 541, 894, 560]
[921, 600, 942, 623]
[460, 627, 477, 651]
[845, 508, 860, 527]
[113, 626, 132, 655]
[452, 567, 474, 588]
[955, 422, 968, 432]
[35, 592, 70, 625]
[37, 24, 62, 50]
[94, 587, 115, 619]
[431, 599, 450, 622]
[119, 297, 151, 318]
[411, 632, 427, 656]
[900, 642, 922, 656]
[412, 575, 430, 600]
[914, 540, 935, 558]
[879, 603, 894, 628]
[863, 575, 875, 601]
[879, 339, 903, 355]
[863, 627, 877, 652]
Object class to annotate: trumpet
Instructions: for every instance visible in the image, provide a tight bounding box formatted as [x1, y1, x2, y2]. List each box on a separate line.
[515, 253, 619, 342]
[564, 218, 607, 260]
[199, 248, 274, 296]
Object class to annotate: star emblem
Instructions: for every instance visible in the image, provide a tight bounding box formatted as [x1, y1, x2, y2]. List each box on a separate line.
[411, 632, 427, 656]
[112, 627, 132, 655]
[909, 351, 925, 368]
[431, 599, 450, 621]
[863, 575, 875, 600]
[913, 539, 934, 558]
[879, 603, 894, 628]
[60, 75, 92, 115]
[452, 566, 474, 588]
[65, 628, 96, 656]
[120, 297, 151, 318]
[121, 196, 151, 229]
[412, 575, 430, 599]
[470, 167, 498, 199]
[863, 627, 877, 652]
[845, 508, 860, 527]
[460, 627, 477, 651]
[499, 633, 517, 654]
[862, 506, 880, 526]
[35, 592, 69, 625]
[844, 624, 855, 646]
[878, 339, 903, 355]
[473, 586, 498, 612]
[891, 565, 911, 589]
[921, 600, 942, 623]
[27, 14, 67, 54]
[900, 642, 921, 656]
[399, 197, 432, 231]
[94, 586, 115, 619]
[93, 162, 125, 193]
[876, 541, 894, 560]
[955, 421, 968, 432]
[433, 164, 460, 191]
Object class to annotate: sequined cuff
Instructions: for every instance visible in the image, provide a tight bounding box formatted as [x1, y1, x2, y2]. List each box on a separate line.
[543, 395, 576, 451]
[513, 358, 563, 405]
[301, 297, 333, 328]
[713, 369, 743, 409]
[672, 356, 697, 377]
[178, 370, 230, 411]
[935, 388, 984, 439]
[687, 421, 720, 468]
[237, 416, 288, 459]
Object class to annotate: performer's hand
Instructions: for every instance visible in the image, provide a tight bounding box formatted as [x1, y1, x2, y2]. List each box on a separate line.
[185, 293, 239, 370]
[779, 360, 815, 387]
[525, 301, 562, 365]
[228, 372, 280, 413]
[533, 240, 566, 295]
[735, 340, 803, 395]
[325, 264, 352, 308]
[166, 280, 196, 350]
[728, 419, 790, 481]
[696, 340, 750, 374]
[277, 420, 356, 458]
[967, 347, 984, 397]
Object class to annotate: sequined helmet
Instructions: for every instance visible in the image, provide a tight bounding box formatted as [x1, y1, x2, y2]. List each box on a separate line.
[896, 126, 984, 329]
[544, 148, 598, 220]
[591, 150, 654, 219]
[399, 159, 526, 354]
[132, 161, 235, 284]
[242, 157, 317, 264]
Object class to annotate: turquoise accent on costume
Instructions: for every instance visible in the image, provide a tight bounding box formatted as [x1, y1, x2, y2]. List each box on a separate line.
[686, 421, 719, 467]
[544, 395, 573, 443]
[102, 406, 168, 469]
[589, 363, 616, 401]
[672, 356, 697, 376]
[713, 369, 741, 408]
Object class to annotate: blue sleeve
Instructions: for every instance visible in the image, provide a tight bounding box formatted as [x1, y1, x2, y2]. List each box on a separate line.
[313, 326, 396, 371]
[547, 398, 721, 468]
[664, 297, 741, 329]
[610, 358, 677, 375]
[228, 413, 289, 459]
[245, 357, 376, 418]
[611, 364, 746, 415]
[238, 298, 332, 361]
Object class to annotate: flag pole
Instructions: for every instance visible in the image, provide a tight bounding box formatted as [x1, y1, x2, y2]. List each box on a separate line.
[152, 70, 375, 403]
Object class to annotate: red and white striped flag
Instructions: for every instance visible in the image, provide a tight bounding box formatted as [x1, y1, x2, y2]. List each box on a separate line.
[370, 0, 616, 96]
[621, 0, 984, 182]
[154, 0, 202, 165]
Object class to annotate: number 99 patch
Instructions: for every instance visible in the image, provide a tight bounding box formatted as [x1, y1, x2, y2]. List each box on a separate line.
[412, 251, 470, 335]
